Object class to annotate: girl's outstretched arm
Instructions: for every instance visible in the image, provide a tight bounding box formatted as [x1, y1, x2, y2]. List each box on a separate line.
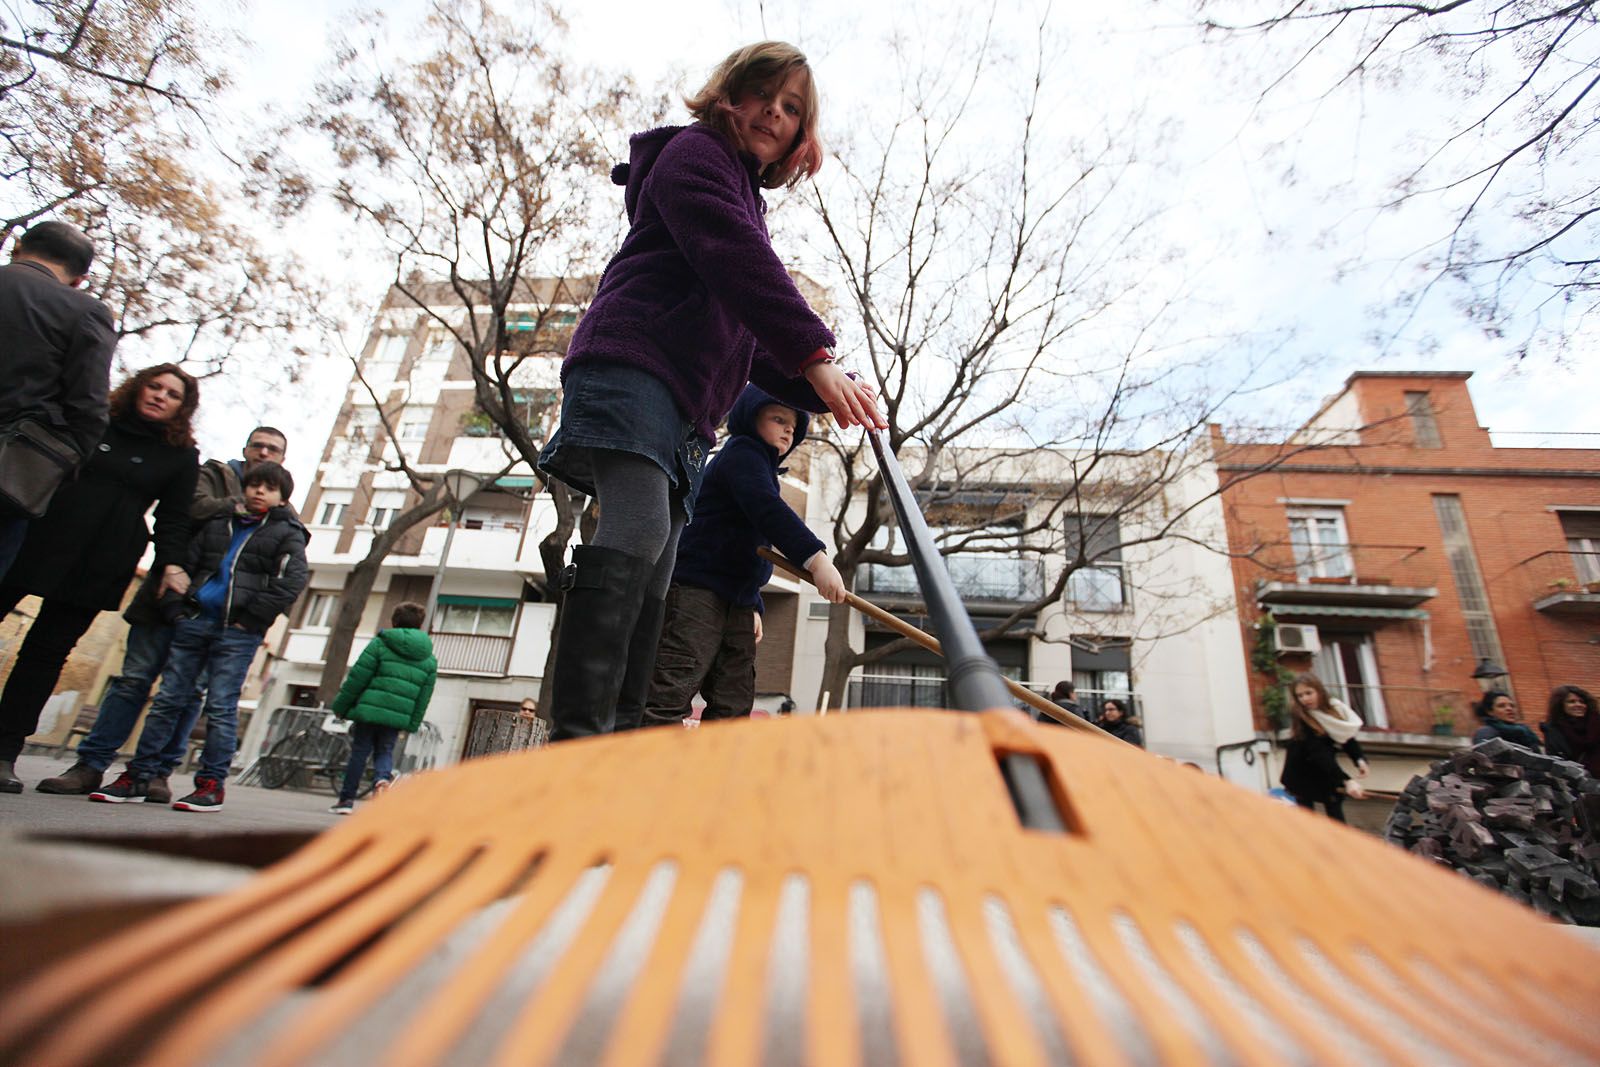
[803, 358, 885, 429]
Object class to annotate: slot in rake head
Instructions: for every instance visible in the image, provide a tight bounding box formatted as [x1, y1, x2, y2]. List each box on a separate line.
[3, 709, 1597, 1067]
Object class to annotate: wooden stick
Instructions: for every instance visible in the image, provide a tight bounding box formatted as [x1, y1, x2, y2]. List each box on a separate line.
[759, 548, 1107, 736]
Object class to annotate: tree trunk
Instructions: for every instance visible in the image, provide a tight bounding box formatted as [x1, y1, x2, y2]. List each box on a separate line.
[317, 485, 450, 702]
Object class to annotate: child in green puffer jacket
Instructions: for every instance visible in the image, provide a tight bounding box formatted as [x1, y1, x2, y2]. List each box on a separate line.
[329, 601, 438, 814]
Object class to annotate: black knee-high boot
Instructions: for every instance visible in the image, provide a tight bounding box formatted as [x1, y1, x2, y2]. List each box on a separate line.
[611, 594, 667, 733]
[548, 546, 654, 741]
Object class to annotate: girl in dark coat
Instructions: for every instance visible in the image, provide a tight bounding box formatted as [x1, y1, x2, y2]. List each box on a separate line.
[534, 42, 882, 742]
[0, 364, 199, 793]
[1541, 685, 1600, 776]
[1279, 672, 1369, 822]
[1470, 691, 1542, 752]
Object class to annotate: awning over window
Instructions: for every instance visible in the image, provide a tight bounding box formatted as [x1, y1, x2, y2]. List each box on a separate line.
[1268, 603, 1429, 620]
[436, 595, 519, 608]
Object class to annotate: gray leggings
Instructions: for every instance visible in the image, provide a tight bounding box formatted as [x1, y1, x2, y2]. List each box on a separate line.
[587, 449, 686, 599]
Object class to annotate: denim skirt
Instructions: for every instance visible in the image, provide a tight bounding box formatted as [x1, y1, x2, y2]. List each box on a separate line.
[536, 362, 713, 520]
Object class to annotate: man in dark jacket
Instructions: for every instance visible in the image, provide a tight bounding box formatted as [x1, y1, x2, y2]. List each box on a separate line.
[0, 221, 116, 577]
[632, 385, 845, 728]
[92, 462, 308, 811]
[328, 601, 437, 814]
[38, 426, 295, 798]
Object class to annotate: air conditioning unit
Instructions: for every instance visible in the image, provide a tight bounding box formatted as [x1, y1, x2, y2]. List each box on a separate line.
[1273, 623, 1321, 656]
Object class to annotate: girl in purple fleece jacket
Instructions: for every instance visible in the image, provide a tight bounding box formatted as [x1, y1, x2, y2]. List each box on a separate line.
[536, 41, 883, 741]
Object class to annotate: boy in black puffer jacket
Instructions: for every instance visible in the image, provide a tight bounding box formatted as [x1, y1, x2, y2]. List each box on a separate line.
[92, 462, 308, 812]
[631, 385, 846, 729]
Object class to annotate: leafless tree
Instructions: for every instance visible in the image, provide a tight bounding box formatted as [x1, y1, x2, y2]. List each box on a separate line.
[1193, 0, 1600, 360]
[0, 0, 315, 369]
[285, 0, 664, 707]
[792, 17, 1329, 708]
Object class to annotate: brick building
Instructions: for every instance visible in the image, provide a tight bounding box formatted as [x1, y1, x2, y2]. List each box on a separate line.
[1214, 371, 1600, 781]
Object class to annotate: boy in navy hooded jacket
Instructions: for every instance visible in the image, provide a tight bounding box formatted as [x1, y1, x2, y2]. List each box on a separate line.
[633, 385, 845, 727]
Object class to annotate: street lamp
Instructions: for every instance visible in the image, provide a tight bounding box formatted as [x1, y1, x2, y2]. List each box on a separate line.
[1471, 657, 1508, 693]
[422, 469, 485, 632]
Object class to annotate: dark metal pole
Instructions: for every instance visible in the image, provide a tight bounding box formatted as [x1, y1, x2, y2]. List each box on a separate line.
[867, 430, 1066, 833]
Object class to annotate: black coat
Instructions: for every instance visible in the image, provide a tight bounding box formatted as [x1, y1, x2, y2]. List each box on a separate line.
[178, 505, 309, 633]
[0, 260, 116, 458]
[4, 415, 198, 610]
[1280, 729, 1366, 804]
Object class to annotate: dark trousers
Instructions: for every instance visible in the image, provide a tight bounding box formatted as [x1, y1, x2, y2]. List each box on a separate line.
[0, 586, 100, 761]
[338, 721, 399, 803]
[641, 584, 757, 726]
[0, 516, 28, 583]
[1293, 794, 1346, 823]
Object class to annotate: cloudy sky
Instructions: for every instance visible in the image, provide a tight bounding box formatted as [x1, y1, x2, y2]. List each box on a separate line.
[194, 0, 1598, 474]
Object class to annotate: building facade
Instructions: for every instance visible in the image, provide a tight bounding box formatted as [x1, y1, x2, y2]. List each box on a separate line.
[1214, 371, 1600, 786]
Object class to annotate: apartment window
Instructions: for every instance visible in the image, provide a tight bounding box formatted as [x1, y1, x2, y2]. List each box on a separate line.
[367, 490, 408, 530]
[1071, 636, 1135, 716]
[344, 408, 379, 441]
[1404, 391, 1442, 449]
[1287, 507, 1354, 580]
[865, 522, 1038, 601]
[1434, 495, 1507, 675]
[302, 592, 337, 629]
[1559, 512, 1600, 585]
[1064, 514, 1127, 611]
[398, 413, 432, 442]
[370, 333, 409, 364]
[315, 492, 351, 527]
[421, 328, 457, 363]
[433, 597, 517, 636]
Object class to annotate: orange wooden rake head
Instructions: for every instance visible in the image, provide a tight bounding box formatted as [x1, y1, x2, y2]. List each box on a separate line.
[2, 708, 1597, 1067]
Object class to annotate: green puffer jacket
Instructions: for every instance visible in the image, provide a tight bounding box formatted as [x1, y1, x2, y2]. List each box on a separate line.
[331, 627, 438, 732]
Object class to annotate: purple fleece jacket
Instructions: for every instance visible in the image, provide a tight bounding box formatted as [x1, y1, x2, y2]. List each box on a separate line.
[565, 124, 835, 441]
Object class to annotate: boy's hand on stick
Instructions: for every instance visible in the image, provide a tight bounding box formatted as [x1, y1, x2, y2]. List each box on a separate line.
[803, 357, 886, 429]
[805, 551, 847, 603]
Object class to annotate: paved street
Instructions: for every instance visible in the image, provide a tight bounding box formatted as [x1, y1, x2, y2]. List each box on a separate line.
[1, 751, 348, 836]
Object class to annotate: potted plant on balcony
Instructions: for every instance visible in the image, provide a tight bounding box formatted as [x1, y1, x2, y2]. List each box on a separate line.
[1431, 702, 1456, 736]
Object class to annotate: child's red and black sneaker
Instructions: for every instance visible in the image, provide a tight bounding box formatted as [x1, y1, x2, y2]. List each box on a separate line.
[172, 777, 225, 812]
[88, 772, 149, 803]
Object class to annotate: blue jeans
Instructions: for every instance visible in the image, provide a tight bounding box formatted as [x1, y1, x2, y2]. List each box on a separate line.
[76, 622, 204, 772]
[338, 721, 398, 803]
[129, 617, 261, 782]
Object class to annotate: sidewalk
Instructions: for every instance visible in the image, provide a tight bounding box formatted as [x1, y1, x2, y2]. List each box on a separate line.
[1, 752, 347, 936]
[2, 751, 346, 836]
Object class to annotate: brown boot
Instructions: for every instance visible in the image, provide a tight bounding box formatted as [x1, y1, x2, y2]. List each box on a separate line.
[36, 762, 103, 795]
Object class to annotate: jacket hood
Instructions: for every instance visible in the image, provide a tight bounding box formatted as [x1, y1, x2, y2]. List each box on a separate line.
[611, 124, 760, 222]
[379, 626, 434, 661]
[262, 503, 310, 543]
[612, 125, 687, 222]
[726, 383, 809, 461]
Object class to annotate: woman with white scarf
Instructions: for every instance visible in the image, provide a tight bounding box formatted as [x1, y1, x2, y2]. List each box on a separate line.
[1280, 672, 1370, 822]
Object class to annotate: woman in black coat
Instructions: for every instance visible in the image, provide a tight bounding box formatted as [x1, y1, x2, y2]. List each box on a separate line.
[0, 363, 199, 792]
[1279, 672, 1369, 822]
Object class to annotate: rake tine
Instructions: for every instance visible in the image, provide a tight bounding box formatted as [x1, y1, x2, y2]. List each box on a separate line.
[1007, 904, 1137, 1067]
[0, 829, 371, 1056]
[249, 845, 542, 1067]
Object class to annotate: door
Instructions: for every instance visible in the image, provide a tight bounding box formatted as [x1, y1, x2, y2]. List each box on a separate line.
[1312, 632, 1388, 727]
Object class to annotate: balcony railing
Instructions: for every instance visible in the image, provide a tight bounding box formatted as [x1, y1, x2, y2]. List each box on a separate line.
[431, 631, 513, 675]
[861, 555, 1045, 602]
[1519, 550, 1600, 616]
[1253, 542, 1437, 610]
[1271, 683, 1472, 735]
[848, 675, 1141, 724]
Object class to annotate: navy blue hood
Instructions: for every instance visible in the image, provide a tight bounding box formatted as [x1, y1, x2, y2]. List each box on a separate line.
[726, 383, 810, 462]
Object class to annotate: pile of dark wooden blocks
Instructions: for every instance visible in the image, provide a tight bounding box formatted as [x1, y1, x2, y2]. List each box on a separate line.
[1383, 737, 1600, 925]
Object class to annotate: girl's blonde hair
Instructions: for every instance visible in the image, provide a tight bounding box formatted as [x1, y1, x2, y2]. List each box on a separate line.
[684, 41, 823, 189]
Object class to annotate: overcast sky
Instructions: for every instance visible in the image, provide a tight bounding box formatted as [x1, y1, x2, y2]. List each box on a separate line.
[191, 0, 1599, 476]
